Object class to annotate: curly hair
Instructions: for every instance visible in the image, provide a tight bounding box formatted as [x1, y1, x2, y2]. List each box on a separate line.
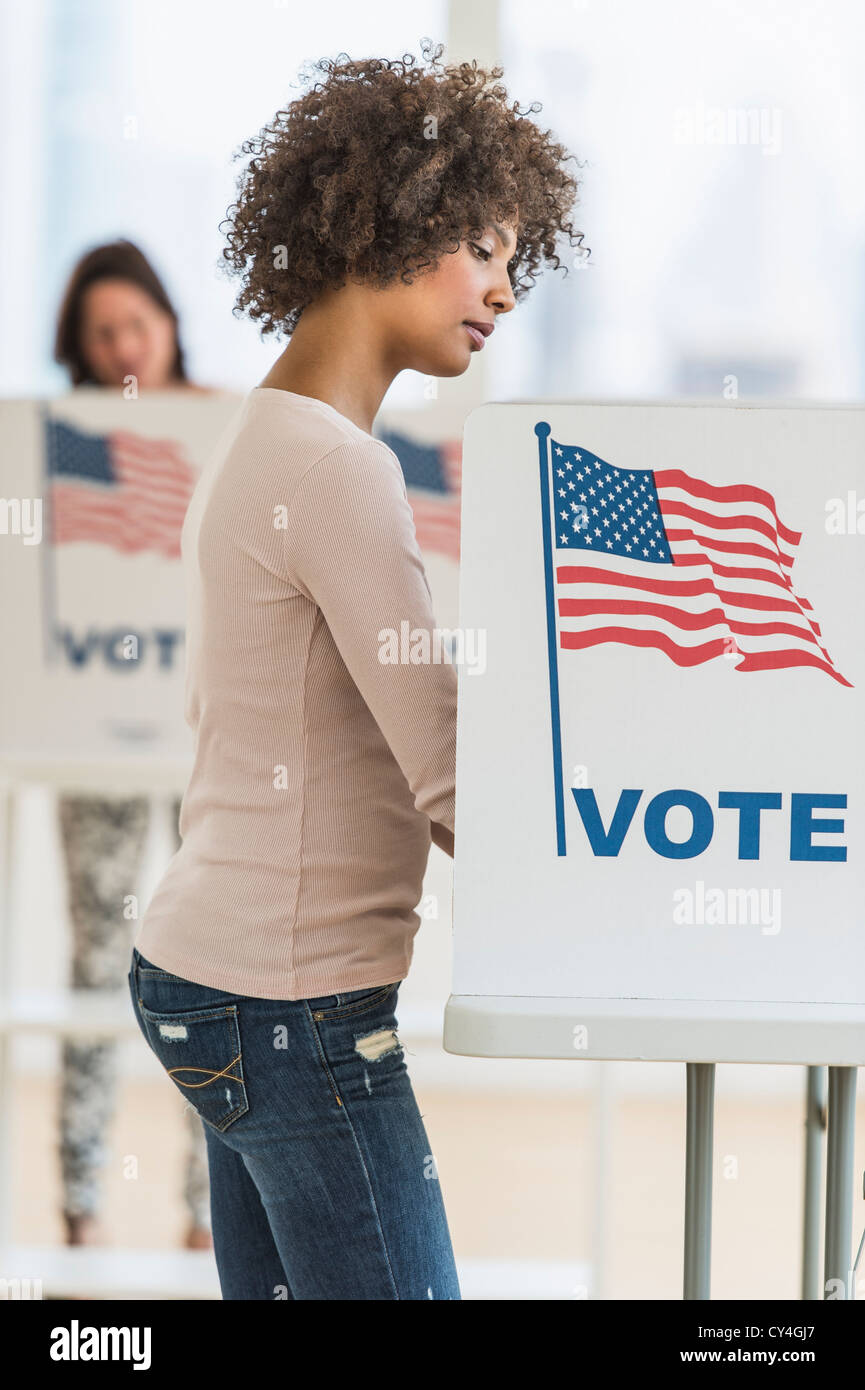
[218, 37, 589, 337]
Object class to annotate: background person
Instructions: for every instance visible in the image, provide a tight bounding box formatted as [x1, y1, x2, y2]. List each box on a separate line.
[52, 238, 212, 1249]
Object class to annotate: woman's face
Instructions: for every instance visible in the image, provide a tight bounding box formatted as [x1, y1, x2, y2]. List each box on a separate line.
[379, 219, 519, 378]
[78, 279, 179, 389]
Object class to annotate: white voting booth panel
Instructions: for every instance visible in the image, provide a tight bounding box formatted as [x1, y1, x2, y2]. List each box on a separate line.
[0, 392, 245, 788]
[0, 391, 464, 789]
[444, 402, 865, 1065]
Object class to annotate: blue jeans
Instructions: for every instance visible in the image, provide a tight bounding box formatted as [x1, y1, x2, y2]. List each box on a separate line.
[128, 947, 460, 1299]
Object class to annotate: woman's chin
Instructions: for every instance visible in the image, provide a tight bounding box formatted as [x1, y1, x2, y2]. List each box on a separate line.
[436, 349, 475, 378]
[408, 343, 475, 379]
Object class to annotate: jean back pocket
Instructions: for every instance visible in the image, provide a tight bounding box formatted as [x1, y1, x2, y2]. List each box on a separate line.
[137, 1001, 249, 1133]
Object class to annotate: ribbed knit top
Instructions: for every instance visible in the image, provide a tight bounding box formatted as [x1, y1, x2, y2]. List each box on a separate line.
[133, 387, 457, 999]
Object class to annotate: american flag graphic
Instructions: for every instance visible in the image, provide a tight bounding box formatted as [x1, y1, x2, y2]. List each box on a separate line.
[378, 428, 461, 561]
[44, 416, 198, 559]
[544, 435, 850, 688]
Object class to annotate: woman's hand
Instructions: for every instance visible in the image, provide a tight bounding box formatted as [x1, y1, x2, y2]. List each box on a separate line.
[430, 822, 454, 858]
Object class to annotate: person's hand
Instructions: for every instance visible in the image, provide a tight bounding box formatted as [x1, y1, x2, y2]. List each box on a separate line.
[430, 822, 454, 858]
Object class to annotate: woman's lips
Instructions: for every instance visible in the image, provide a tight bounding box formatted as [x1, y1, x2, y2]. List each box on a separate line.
[464, 324, 485, 351]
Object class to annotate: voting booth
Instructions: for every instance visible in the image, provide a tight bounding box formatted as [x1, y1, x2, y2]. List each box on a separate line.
[0, 392, 244, 782]
[0, 391, 464, 780]
[445, 401, 865, 1298]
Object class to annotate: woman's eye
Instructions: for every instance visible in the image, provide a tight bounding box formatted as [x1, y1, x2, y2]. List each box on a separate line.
[470, 243, 492, 261]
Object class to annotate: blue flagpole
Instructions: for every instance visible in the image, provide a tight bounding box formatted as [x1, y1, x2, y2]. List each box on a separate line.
[535, 421, 567, 855]
[39, 403, 58, 666]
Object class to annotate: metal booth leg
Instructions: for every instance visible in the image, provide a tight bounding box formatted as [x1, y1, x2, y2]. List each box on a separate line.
[802, 1065, 827, 1300]
[684, 1061, 715, 1300]
[823, 1066, 858, 1299]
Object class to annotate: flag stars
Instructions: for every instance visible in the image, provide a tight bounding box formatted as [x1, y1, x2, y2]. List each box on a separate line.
[552, 452, 670, 565]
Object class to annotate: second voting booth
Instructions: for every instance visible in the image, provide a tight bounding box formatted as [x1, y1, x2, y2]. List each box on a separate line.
[445, 400, 865, 1299]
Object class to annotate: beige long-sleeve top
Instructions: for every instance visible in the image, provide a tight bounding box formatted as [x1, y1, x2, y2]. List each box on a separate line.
[133, 387, 457, 1000]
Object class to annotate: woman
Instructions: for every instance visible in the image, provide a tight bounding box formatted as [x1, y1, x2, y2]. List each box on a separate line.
[129, 41, 585, 1299]
[53, 239, 212, 1249]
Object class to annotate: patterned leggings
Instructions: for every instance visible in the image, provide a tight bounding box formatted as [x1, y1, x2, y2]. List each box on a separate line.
[57, 793, 210, 1228]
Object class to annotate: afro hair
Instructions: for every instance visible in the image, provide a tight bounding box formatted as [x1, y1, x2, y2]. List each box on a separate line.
[219, 37, 589, 337]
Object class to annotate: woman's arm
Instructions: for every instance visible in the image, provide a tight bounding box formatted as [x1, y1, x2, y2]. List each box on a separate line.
[282, 436, 457, 838]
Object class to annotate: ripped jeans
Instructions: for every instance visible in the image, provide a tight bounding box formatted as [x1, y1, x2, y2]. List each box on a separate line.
[128, 947, 461, 1300]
